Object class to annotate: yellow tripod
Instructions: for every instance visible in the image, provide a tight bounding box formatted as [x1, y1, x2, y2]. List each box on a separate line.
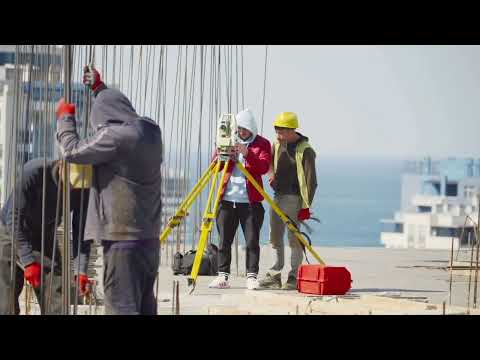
[159, 157, 326, 293]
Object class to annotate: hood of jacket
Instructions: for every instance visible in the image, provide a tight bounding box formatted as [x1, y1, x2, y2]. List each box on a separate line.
[236, 108, 258, 144]
[91, 88, 139, 129]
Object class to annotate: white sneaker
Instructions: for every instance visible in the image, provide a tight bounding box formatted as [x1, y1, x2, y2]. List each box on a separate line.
[246, 277, 259, 290]
[208, 275, 230, 289]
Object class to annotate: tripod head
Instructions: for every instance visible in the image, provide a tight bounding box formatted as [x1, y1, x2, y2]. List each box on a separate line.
[216, 113, 237, 161]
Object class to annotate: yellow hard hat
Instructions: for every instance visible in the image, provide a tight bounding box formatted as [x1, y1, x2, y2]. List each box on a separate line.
[274, 112, 299, 129]
[69, 164, 93, 189]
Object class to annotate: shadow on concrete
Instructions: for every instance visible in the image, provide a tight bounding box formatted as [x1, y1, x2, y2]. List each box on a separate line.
[350, 288, 444, 293]
[194, 287, 249, 294]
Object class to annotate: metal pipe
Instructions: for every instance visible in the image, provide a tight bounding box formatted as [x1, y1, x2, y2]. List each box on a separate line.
[25, 283, 32, 315]
[449, 236, 454, 305]
[9, 44, 21, 315]
[40, 44, 50, 314]
[10, 45, 34, 314]
[46, 169, 62, 314]
[171, 280, 175, 315]
[155, 272, 160, 306]
[74, 45, 91, 315]
[94, 283, 98, 315]
[235, 232, 239, 277]
[62, 45, 73, 315]
[467, 232, 475, 310]
[88, 292, 92, 315]
[473, 194, 480, 308]
[175, 280, 180, 315]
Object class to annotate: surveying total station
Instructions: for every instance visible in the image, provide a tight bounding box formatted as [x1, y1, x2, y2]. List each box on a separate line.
[159, 113, 326, 294]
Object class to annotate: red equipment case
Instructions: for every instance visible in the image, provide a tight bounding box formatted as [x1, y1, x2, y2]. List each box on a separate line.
[297, 265, 352, 295]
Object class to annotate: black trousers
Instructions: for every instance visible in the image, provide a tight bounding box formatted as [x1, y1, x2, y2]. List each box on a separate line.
[216, 200, 265, 275]
[102, 241, 159, 315]
[0, 232, 62, 315]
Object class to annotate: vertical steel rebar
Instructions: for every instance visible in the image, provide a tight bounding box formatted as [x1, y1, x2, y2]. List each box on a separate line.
[473, 195, 480, 308]
[61, 45, 73, 315]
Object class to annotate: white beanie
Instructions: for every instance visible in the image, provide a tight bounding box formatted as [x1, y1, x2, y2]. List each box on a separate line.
[236, 108, 258, 139]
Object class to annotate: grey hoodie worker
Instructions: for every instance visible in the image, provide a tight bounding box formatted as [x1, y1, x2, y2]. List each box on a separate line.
[208, 109, 271, 290]
[258, 112, 317, 290]
[55, 67, 162, 315]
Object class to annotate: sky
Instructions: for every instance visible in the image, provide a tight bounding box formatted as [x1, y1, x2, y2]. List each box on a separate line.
[85, 45, 480, 160]
[242, 45, 480, 159]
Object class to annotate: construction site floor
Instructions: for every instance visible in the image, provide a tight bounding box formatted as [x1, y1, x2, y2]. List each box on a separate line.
[19, 246, 480, 315]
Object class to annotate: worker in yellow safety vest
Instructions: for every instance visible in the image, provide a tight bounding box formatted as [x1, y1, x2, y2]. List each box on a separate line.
[258, 112, 318, 290]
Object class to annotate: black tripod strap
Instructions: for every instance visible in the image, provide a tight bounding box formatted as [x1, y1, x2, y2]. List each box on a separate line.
[285, 215, 312, 264]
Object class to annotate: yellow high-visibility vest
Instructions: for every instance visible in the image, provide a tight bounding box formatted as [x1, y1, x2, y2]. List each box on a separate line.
[69, 163, 93, 189]
[273, 140, 315, 209]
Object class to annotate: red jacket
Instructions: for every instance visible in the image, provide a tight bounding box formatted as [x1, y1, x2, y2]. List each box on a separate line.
[213, 135, 271, 203]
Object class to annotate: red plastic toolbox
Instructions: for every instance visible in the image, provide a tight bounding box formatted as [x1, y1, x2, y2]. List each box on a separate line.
[297, 265, 352, 295]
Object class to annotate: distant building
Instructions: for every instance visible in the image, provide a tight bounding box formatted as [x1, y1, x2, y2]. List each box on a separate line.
[381, 157, 480, 249]
[0, 45, 88, 205]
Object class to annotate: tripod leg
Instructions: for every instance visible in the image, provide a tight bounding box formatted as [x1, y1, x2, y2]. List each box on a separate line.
[160, 161, 217, 244]
[188, 160, 231, 292]
[235, 161, 326, 265]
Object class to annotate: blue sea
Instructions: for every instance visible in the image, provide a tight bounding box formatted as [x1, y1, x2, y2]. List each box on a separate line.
[257, 157, 403, 247]
[181, 157, 404, 248]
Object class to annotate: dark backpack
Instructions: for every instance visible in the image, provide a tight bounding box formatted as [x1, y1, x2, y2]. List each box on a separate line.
[171, 243, 218, 276]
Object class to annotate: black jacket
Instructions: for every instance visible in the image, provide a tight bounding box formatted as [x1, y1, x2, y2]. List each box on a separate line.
[0, 158, 90, 273]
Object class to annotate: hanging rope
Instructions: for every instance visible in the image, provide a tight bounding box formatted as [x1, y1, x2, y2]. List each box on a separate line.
[241, 45, 245, 110]
[176, 45, 188, 254]
[165, 45, 183, 264]
[260, 45, 269, 135]
[193, 45, 206, 250]
[184, 46, 197, 253]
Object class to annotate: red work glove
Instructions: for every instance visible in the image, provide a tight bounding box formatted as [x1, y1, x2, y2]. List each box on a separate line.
[56, 98, 76, 119]
[24, 262, 41, 289]
[83, 65, 103, 92]
[76, 274, 93, 296]
[297, 208, 311, 221]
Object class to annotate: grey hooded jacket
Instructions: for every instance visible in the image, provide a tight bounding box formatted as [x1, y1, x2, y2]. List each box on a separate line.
[56, 87, 162, 244]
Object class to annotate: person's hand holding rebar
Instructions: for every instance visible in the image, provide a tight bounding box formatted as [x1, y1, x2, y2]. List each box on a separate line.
[24, 262, 41, 289]
[55, 98, 75, 120]
[83, 65, 103, 92]
[76, 274, 93, 296]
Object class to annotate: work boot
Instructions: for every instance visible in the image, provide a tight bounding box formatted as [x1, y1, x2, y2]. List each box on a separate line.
[281, 275, 297, 290]
[258, 272, 282, 289]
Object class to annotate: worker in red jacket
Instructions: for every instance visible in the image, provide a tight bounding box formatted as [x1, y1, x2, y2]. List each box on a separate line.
[208, 109, 271, 290]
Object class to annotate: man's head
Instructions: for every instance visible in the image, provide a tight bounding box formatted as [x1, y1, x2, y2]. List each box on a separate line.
[274, 112, 299, 143]
[236, 109, 258, 142]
